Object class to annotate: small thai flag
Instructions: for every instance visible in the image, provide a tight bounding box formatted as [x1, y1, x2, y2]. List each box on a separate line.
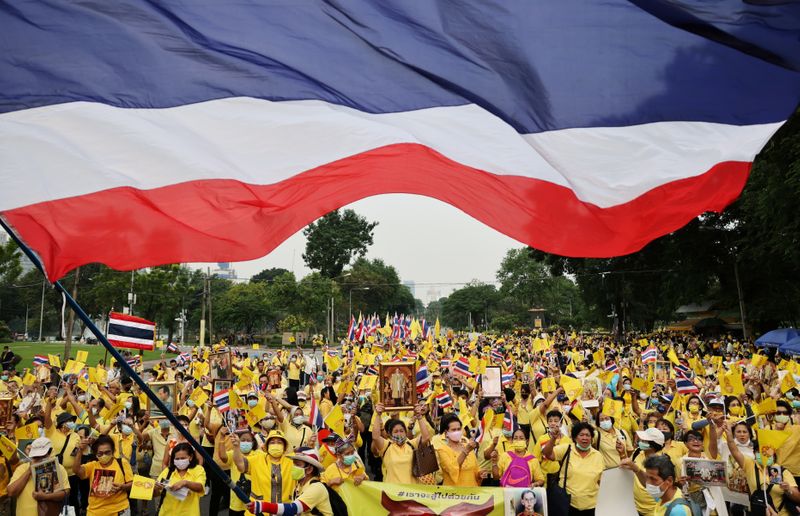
[166, 342, 179, 353]
[504, 358, 514, 371]
[605, 361, 619, 373]
[435, 392, 453, 409]
[33, 355, 48, 366]
[674, 363, 692, 377]
[473, 417, 486, 444]
[503, 410, 517, 433]
[346, 316, 356, 341]
[642, 347, 658, 364]
[453, 357, 472, 378]
[440, 359, 451, 370]
[501, 371, 515, 387]
[177, 352, 191, 365]
[126, 356, 141, 368]
[490, 349, 504, 363]
[406, 350, 418, 361]
[416, 365, 430, 393]
[675, 373, 699, 394]
[365, 365, 378, 376]
[213, 389, 230, 413]
[309, 395, 323, 428]
[326, 349, 339, 357]
[535, 366, 548, 380]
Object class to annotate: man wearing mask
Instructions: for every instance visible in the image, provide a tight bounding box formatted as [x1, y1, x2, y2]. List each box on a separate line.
[142, 418, 172, 515]
[232, 430, 296, 504]
[8, 437, 70, 516]
[46, 412, 81, 512]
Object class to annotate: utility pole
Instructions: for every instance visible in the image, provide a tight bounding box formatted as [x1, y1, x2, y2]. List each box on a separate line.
[127, 270, 136, 316]
[200, 272, 207, 347]
[207, 267, 214, 344]
[24, 305, 28, 340]
[38, 276, 45, 341]
[734, 259, 749, 341]
[64, 266, 80, 358]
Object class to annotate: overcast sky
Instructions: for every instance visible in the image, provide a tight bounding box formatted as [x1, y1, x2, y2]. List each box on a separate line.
[190, 194, 525, 303]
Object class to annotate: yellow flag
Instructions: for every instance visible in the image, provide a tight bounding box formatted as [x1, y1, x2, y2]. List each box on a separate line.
[0, 436, 16, 460]
[76, 350, 89, 363]
[48, 354, 61, 368]
[358, 375, 377, 391]
[541, 377, 556, 393]
[324, 405, 345, 435]
[667, 348, 680, 366]
[751, 354, 768, 368]
[720, 370, 745, 396]
[559, 374, 583, 399]
[22, 372, 36, 386]
[753, 397, 777, 416]
[571, 402, 585, 421]
[458, 398, 473, 428]
[780, 371, 798, 393]
[492, 413, 504, 429]
[15, 422, 39, 440]
[229, 390, 243, 410]
[64, 360, 85, 376]
[189, 387, 209, 407]
[77, 376, 89, 392]
[631, 377, 653, 396]
[565, 361, 577, 373]
[592, 350, 604, 366]
[434, 318, 441, 338]
[103, 401, 125, 421]
[87, 367, 100, 383]
[252, 344, 260, 350]
[757, 428, 790, 463]
[130, 475, 155, 500]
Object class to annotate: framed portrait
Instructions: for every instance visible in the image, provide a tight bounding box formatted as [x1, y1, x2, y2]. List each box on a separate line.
[379, 362, 416, 412]
[209, 351, 232, 380]
[503, 486, 548, 516]
[148, 381, 177, 419]
[267, 368, 282, 390]
[481, 366, 502, 398]
[0, 397, 13, 426]
[654, 361, 670, 384]
[683, 457, 727, 487]
[213, 379, 232, 396]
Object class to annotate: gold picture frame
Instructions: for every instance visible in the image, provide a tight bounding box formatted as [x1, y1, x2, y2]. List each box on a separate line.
[148, 381, 177, 419]
[379, 361, 416, 412]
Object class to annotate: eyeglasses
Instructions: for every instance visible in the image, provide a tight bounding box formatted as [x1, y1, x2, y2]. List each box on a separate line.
[776, 411, 790, 416]
[686, 436, 702, 443]
[95, 450, 112, 457]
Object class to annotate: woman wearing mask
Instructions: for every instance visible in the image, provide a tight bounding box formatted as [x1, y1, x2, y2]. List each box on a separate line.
[682, 395, 705, 431]
[676, 430, 719, 513]
[621, 427, 668, 515]
[281, 406, 311, 450]
[724, 425, 800, 516]
[8, 437, 70, 516]
[594, 413, 633, 470]
[73, 434, 134, 516]
[155, 442, 206, 516]
[497, 428, 545, 488]
[436, 413, 484, 487]
[320, 437, 367, 492]
[774, 400, 800, 482]
[217, 428, 254, 516]
[319, 387, 336, 419]
[232, 430, 296, 504]
[655, 419, 687, 471]
[370, 402, 430, 485]
[543, 422, 606, 516]
[720, 421, 754, 516]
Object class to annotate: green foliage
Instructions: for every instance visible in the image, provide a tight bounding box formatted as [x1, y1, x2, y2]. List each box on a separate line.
[441, 281, 498, 330]
[251, 267, 290, 283]
[277, 314, 311, 333]
[215, 282, 274, 334]
[342, 258, 415, 316]
[303, 209, 378, 278]
[0, 321, 10, 343]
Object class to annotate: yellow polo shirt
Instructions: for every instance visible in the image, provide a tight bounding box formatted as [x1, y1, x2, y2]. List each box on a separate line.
[552, 444, 605, 511]
[156, 465, 206, 516]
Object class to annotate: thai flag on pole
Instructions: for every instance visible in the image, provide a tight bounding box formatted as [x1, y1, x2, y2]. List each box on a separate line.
[365, 365, 378, 376]
[403, 316, 411, 337]
[213, 389, 230, 413]
[421, 319, 430, 338]
[391, 314, 401, 340]
[535, 366, 548, 380]
[416, 365, 430, 393]
[642, 347, 658, 364]
[503, 410, 517, 433]
[473, 417, 486, 444]
[346, 316, 356, 341]
[675, 373, 699, 394]
[126, 355, 141, 369]
[674, 362, 692, 377]
[166, 342, 179, 353]
[605, 361, 619, 373]
[1, 3, 799, 283]
[33, 355, 48, 367]
[177, 352, 191, 365]
[440, 359, 451, 370]
[309, 395, 323, 428]
[490, 349, 504, 363]
[354, 314, 365, 342]
[453, 357, 472, 378]
[501, 370, 515, 387]
[107, 312, 155, 351]
[435, 392, 453, 409]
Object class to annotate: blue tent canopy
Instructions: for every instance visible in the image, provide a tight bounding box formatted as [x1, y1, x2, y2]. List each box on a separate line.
[755, 328, 800, 348]
[779, 337, 800, 356]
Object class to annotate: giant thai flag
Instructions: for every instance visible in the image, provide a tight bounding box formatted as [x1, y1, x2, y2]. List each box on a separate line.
[1, 2, 800, 281]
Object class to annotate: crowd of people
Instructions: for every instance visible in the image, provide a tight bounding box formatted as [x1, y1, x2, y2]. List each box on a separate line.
[0, 330, 798, 516]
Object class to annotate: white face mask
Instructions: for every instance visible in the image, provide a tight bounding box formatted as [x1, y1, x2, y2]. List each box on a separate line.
[292, 416, 305, 426]
[447, 430, 462, 442]
[775, 415, 790, 424]
[645, 482, 664, 501]
[174, 458, 191, 470]
[599, 420, 613, 431]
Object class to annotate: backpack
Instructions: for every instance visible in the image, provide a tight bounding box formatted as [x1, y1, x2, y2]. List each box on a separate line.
[309, 479, 348, 516]
[500, 452, 533, 488]
[665, 497, 702, 516]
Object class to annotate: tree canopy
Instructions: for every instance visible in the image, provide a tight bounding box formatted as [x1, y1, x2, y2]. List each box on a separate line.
[302, 209, 378, 278]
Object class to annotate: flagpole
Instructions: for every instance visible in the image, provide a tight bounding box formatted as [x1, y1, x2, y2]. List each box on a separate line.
[0, 219, 250, 504]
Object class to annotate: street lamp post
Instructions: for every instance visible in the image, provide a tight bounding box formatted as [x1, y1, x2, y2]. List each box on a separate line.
[349, 287, 370, 320]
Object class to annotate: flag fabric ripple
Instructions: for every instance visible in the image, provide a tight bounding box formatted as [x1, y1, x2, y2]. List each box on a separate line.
[1, 1, 799, 280]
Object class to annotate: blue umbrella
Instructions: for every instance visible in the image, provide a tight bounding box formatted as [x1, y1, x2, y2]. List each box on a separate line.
[755, 328, 800, 348]
[779, 337, 800, 356]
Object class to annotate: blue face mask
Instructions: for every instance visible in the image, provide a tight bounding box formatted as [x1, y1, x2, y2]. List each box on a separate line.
[186, 399, 195, 408]
[248, 399, 258, 408]
[121, 424, 133, 436]
[342, 454, 358, 466]
[638, 441, 651, 451]
[756, 452, 774, 467]
[240, 442, 253, 454]
[317, 375, 324, 382]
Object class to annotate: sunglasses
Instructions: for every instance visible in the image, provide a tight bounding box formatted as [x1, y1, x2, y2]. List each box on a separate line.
[95, 450, 113, 457]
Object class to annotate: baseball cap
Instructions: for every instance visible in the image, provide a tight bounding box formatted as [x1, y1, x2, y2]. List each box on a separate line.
[636, 428, 665, 447]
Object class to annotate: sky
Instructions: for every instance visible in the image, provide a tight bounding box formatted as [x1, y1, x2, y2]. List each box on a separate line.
[190, 194, 525, 303]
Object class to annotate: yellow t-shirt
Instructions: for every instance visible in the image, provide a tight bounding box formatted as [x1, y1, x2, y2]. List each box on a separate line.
[653, 489, 692, 516]
[280, 419, 313, 451]
[225, 450, 253, 513]
[595, 428, 633, 470]
[776, 425, 800, 476]
[81, 458, 134, 516]
[296, 479, 333, 516]
[436, 440, 479, 487]
[497, 451, 545, 485]
[46, 428, 79, 474]
[146, 427, 169, 478]
[320, 461, 366, 493]
[380, 436, 421, 485]
[156, 465, 206, 516]
[743, 457, 798, 516]
[530, 434, 571, 474]
[9, 461, 69, 514]
[247, 450, 296, 503]
[288, 360, 302, 381]
[663, 441, 689, 472]
[552, 444, 605, 511]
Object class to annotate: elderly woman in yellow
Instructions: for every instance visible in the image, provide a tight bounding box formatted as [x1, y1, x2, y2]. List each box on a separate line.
[498, 428, 545, 488]
[436, 413, 485, 487]
[594, 413, 633, 469]
[154, 442, 206, 516]
[320, 436, 366, 492]
[370, 402, 430, 485]
[542, 421, 606, 516]
[232, 429, 296, 504]
[725, 425, 800, 516]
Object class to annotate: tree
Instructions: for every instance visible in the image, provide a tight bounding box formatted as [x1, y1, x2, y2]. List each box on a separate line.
[251, 267, 290, 283]
[343, 258, 415, 316]
[303, 209, 378, 278]
[215, 282, 273, 334]
[296, 272, 341, 331]
[441, 282, 499, 330]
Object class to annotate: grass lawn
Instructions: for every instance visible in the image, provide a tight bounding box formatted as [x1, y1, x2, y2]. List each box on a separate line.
[4, 342, 170, 368]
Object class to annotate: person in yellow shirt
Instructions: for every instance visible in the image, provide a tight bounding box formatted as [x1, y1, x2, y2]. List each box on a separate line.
[435, 413, 484, 487]
[542, 422, 606, 515]
[318, 387, 336, 419]
[154, 442, 206, 516]
[287, 353, 304, 392]
[73, 434, 134, 516]
[320, 436, 366, 492]
[45, 412, 81, 511]
[8, 437, 70, 516]
[619, 427, 667, 516]
[246, 447, 334, 516]
[655, 419, 687, 472]
[497, 428, 545, 487]
[217, 428, 255, 516]
[530, 410, 571, 478]
[643, 454, 696, 516]
[232, 430, 296, 503]
[594, 413, 633, 470]
[370, 402, 430, 485]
